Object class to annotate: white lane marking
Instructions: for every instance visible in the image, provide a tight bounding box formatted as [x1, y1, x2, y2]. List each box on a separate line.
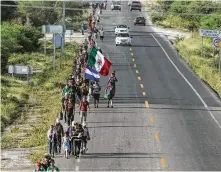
[77, 158, 80, 162]
[76, 166, 79, 171]
[151, 33, 221, 129]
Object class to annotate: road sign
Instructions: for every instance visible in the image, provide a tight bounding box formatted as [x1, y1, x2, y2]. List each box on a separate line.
[52, 34, 62, 49]
[213, 38, 221, 48]
[8, 65, 33, 75]
[199, 29, 221, 38]
[42, 25, 64, 34]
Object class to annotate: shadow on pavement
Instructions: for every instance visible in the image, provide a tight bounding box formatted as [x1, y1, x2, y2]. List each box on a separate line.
[80, 152, 162, 159]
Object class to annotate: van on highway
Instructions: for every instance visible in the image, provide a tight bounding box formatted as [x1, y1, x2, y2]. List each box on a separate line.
[130, 1, 141, 11]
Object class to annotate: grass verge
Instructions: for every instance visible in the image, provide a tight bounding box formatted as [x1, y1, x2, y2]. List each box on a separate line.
[1, 42, 79, 163]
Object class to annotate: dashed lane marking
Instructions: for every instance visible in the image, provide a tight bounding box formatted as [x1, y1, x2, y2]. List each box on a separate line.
[140, 84, 144, 88]
[145, 101, 149, 108]
[134, 64, 137, 68]
[142, 92, 146, 96]
[136, 70, 139, 73]
[130, 48, 132, 51]
[138, 77, 141, 80]
[161, 158, 167, 169]
[149, 116, 154, 123]
[131, 52, 133, 56]
[77, 158, 80, 162]
[132, 58, 135, 61]
[154, 133, 160, 142]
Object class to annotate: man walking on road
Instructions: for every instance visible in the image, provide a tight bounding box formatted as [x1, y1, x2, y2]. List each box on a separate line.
[47, 125, 57, 157]
[99, 28, 104, 42]
[54, 118, 64, 154]
[92, 81, 101, 108]
[79, 97, 90, 124]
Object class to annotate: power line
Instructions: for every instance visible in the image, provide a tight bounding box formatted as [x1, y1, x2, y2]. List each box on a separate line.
[1, 4, 88, 11]
[1, 4, 221, 16]
[149, 4, 221, 9]
[150, 11, 221, 17]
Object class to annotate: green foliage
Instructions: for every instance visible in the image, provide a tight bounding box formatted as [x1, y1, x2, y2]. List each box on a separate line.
[151, 14, 166, 25]
[17, 1, 89, 27]
[175, 38, 221, 98]
[1, 1, 18, 21]
[200, 14, 221, 30]
[152, 1, 221, 31]
[1, 22, 42, 73]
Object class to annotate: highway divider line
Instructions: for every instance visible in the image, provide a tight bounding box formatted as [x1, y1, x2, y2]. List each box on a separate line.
[142, 92, 146, 96]
[134, 64, 137, 68]
[132, 58, 135, 61]
[154, 133, 160, 141]
[140, 84, 144, 88]
[136, 70, 139, 73]
[138, 76, 141, 80]
[145, 101, 149, 108]
[160, 158, 167, 169]
[151, 33, 221, 129]
[131, 53, 134, 56]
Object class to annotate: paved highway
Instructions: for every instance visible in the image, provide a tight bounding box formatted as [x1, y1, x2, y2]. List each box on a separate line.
[55, 1, 221, 171]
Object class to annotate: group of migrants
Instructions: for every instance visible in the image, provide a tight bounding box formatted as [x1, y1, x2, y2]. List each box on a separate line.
[34, 2, 118, 171]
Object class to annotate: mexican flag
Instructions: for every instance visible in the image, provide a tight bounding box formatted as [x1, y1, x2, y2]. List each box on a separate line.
[88, 47, 112, 76]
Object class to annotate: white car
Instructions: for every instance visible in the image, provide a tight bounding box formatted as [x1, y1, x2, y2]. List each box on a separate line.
[111, 1, 121, 11]
[115, 33, 132, 46]
[114, 25, 129, 35]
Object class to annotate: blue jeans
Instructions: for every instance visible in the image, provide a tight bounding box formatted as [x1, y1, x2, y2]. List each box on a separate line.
[48, 140, 55, 155]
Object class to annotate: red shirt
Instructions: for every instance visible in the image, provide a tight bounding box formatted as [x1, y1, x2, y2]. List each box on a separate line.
[80, 101, 89, 111]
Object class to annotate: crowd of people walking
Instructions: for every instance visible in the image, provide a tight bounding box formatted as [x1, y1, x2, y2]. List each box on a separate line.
[34, 1, 118, 171]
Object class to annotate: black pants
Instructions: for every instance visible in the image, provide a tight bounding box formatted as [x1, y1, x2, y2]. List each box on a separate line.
[82, 136, 87, 150]
[74, 140, 82, 156]
[57, 135, 62, 153]
[100, 36, 104, 41]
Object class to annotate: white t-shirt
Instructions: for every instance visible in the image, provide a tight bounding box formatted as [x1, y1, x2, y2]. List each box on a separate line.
[100, 30, 104, 36]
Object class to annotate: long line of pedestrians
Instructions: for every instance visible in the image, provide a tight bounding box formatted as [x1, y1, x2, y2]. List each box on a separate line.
[34, 2, 118, 171]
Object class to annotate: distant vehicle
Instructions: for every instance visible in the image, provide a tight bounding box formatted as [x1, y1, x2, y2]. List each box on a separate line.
[115, 33, 132, 46]
[130, 1, 141, 11]
[134, 17, 146, 25]
[111, 1, 121, 11]
[114, 25, 129, 35]
[128, 0, 139, 6]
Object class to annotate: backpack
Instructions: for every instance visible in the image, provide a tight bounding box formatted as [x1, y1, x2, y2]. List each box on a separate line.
[109, 77, 116, 85]
[82, 87, 89, 95]
[56, 123, 63, 135]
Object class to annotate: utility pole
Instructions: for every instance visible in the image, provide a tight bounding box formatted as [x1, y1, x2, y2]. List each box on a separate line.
[60, 0, 66, 69]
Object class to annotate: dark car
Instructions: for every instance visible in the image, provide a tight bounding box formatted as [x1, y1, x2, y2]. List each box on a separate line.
[134, 17, 146, 25]
[130, 1, 141, 11]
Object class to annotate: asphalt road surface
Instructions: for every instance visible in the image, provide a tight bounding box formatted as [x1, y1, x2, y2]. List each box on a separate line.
[55, 2, 221, 171]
